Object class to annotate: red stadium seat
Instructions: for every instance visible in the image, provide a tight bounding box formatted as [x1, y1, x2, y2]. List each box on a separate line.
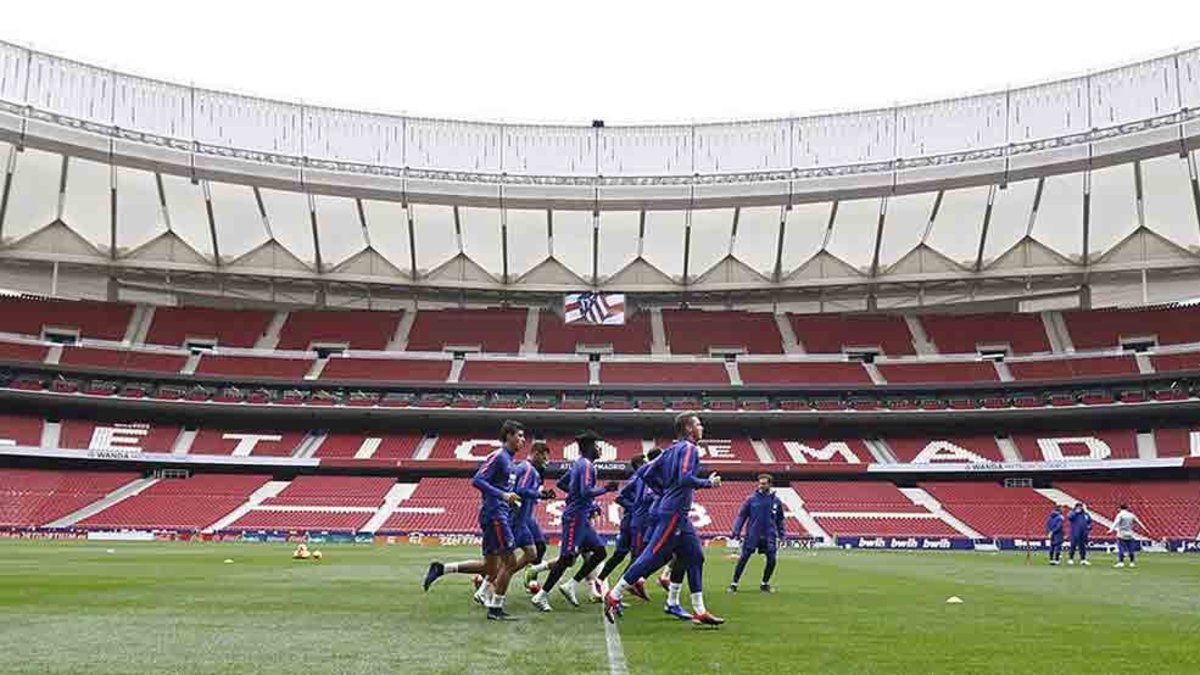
[600, 361, 730, 385]
[920, 313, 1051, 354]
[78, 474, 271, 531]
[59, 346, 187, 373]
[0, 297, 133, 341]
[790, 314, 914, 355]
[406, 308, 526, 353]
[320, 356, 451, 383]
[145, 307, 274, 348]
[537, 310, 652, 354]
[661, 310, 782, 354]
[275, 310, 403, 351]
[0, 468, 140, 527]
[876, 361, 998, 384]
[1063, 305, 1200, 350]
[738, 361, 871, 385]
[459, 359, 589, 384]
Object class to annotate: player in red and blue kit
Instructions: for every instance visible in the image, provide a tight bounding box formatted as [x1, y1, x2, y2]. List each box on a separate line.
[728, 473, 786, 592]
[472, 420, 524, 620]
[532, 430, 617, 611]
[606, 413, 725, 626]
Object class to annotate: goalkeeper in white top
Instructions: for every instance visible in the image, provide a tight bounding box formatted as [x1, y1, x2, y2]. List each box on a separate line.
[1108, 504, 1144, 568]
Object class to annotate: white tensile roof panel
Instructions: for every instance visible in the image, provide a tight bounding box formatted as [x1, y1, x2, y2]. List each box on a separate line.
[1181, 48, 1200, 110]
[981, 179, 1037, 264]
[208, 181, 268, 262]
[410, 204, 458, 275]
[160, 174, 214, 260]
[1, 147, 60, 244]
[693, 122, 790, 174]
[826, 198, 883, 272]
[596, 210, 642, 280]
[360, 199, 412, 273]
[259, 188, 316, 267]
[1140, 153, 1200, 251]
[314, 195, 366, 268]
[1008, 78, 1089, 143]
[780, 201, 833, 274]
[598, 127, 692, 175]
[1087, 163, 1138, 258]
[406, 119, 502, 173]
[732, 206, 784, 276]
[642, 210, 688, 281]
[61, 157, 111, 250]
[1030, 172, 1084, 262]
[878, 192, 936, 268]
[114, 166, 166, 254]
[550, 209, 592, 281]
[687, 208, 735, 279]
[504, 126, 596, 176]
[459, 207, 503, 276]
[795, 110, 895, 168]
[1089, 57, 1178, 127]
[926, 185, 989, 265]
[506, 208, 550, 277]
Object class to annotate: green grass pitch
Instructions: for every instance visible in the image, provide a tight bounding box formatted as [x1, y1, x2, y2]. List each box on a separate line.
[2, 540, 1200, 674]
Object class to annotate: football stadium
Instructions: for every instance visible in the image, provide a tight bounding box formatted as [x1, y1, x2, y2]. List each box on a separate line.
[3, 7, 1200, 673]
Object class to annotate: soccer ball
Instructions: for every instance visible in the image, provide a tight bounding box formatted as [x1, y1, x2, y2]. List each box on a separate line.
[312, 551, 323, 561]
[472, 574, 484, 589]
[527, 580, 541, 594]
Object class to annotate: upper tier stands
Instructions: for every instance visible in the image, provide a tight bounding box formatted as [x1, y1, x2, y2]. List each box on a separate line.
[738, 361, 871, 385]
[661, 310, 782, 354]
[1063, 305, 1200, 349]
[921, 313, 1052, 354]
[876, 361, 998, 384]
[1008, 355, 1139, 381]
[0, 468, 138, 527]
[537, 310, 652, 354]
[1153, 428, 1198, 458]
[0, 297, 132, 341]
[1150, 351, 1200, 374]
[319, 356, 451, 382]
[59, 347, 187, 373]
[600, 361, 729, 385]
[194, 354, 314, 379]
[0, 341, 48, 363]
[275, 310, 402, 351]
[58, 419, 179, 453]
[187, 428, 305, 456]
[790, 314, 914, 355]
[145, 307, 274, 348]
[1010, 429, 1138, 462]
[885, 435, 1006, 463]
[406, 308, 525, 353]
[78, 473, 270, 531]
[312, 432, 425, 460]
[459, 360, 589, 385]
[766, 438, 873, 464]
[0, 414, 43, 446]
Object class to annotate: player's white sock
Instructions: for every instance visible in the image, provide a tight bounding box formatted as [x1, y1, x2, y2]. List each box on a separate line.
[532, 561, 552, 573]
[483, 581, 496, 604]
[586, 568, 599, 582]
[690, 592, 706, 615]
[667, 582, 682, 606]
[494, 594, 506, 609]
[445, 563, 460, 574]
[610, 578, 630, 601]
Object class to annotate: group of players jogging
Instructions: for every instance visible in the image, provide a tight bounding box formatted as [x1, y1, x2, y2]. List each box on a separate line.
[422, 412, 785, 624]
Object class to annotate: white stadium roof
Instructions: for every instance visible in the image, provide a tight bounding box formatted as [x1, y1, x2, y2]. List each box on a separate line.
[0, 40, 1199, 308]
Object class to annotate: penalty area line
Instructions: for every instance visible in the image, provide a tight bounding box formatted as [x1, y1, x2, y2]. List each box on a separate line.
[603, 615, 629, 675]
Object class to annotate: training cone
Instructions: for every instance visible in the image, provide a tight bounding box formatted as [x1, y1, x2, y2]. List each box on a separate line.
[945, 596, 964, 604]
[223, 559, 234, 564]
[105, 549, 115, 554]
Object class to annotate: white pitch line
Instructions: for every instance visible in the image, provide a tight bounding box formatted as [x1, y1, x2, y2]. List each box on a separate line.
[603, 615, 629, 675]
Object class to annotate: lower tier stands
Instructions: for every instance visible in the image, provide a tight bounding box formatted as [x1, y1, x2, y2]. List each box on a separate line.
[886, 436, 1006, 463]
[1010, 430, 1138, 462]
[738, 361, 872, 385]
[1053, 481, 1200, 539]
[59, 347, 188, 373]
[877, 361, 998, 384]
[459, 359, 589, 385]
[312, 432, 425, 460]
[600, 361, 729, 385]
[4, 467, 1197, 540]
[0, 468, 139, 527]
[187, 428, 305, 456]
[319, 356, 451, 383]
[194, 355, 314, 379]
[919, 482, 1052, 538]
[77, 474, 271, 531]
[1008, 355, 1139, 381]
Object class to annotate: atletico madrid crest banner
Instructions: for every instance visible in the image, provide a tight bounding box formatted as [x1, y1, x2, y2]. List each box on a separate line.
[564, 292, 625, 325]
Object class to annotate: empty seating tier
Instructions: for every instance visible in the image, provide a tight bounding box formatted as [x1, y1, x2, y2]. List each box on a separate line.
[275, 310, 403, 351]
[790, 314, 914, 355]
[0, 468, 138, 527]
[661, 310, 782, 354]
[0, 297, 132, 341]
[145, 307, 274, 348]
[78, 474, 270, 531]
[537, 310, 652, 354]
[406, 308, 525, 353]
[1063, 305, 1200, 349]
[921, 313, 1051, 354]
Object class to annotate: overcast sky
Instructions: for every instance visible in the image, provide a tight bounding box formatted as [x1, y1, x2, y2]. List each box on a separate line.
[5, 0, 1200, 125]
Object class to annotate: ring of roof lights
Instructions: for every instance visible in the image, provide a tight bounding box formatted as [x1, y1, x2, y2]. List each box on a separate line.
[2, 41, 1200, 186]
